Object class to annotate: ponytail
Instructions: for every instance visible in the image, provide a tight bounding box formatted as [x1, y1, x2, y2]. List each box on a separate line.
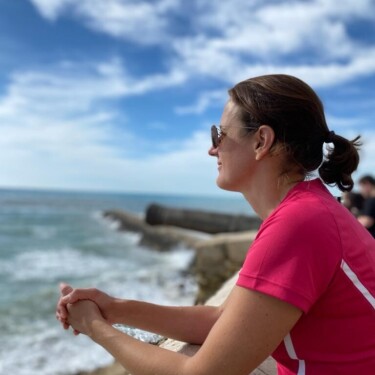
[319, 134, 361, 192]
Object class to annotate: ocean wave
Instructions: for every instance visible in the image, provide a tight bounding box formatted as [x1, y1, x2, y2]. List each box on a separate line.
[0, 189, 203, 375]
[1, 247, 134, 282]
[0, 246, 197, 375]
[31, 225, 58, 240]
[0, 324, 113, 375]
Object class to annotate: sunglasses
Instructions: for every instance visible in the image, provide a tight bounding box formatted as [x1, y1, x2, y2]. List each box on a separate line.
[211, 124, 258, 148]
[211, 125, 222, 148]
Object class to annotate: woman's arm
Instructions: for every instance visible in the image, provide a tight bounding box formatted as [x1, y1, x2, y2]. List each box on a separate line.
[57, 284, 224, 344]
[67, 286, 302, 375]
[111, 299, 223, 344]
[358, 214, 374, 228]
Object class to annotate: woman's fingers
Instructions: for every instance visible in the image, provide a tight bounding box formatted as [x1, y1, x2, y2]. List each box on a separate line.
[59, 283, 73, 296]
[57, 282, 74, 322]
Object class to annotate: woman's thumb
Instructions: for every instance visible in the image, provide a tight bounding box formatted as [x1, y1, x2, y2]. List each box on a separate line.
[59, 283, 73, 296]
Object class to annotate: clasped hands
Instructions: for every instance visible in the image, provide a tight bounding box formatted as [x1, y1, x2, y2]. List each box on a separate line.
[56, 283, 112, 337]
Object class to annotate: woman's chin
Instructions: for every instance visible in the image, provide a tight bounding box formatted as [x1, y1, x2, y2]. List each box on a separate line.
[216, 177, 240, 192]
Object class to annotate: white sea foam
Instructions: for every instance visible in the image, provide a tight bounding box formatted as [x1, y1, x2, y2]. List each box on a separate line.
[31, 225, 58, 239]
[0, 325, 114, 375]
[0, 190, 206, 375]
[8, 247, 120, 281]
[0, 244, 197, 375]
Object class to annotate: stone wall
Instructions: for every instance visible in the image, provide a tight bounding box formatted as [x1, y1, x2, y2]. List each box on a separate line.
[192, 230, 257, 303]
[160, 273, 277, 375]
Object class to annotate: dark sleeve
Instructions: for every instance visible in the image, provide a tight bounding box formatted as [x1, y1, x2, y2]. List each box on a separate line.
[361, 198, 375, 219]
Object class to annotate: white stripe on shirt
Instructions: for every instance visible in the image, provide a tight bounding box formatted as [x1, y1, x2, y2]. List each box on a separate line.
[341, 260, 375, 309]
[284, 333, 306, 375]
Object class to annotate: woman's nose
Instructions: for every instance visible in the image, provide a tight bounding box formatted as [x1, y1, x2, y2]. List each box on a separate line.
[208, 145, 218, 156]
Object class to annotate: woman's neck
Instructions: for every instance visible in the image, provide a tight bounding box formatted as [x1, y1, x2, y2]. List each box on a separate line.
[243, 172, 303, 220]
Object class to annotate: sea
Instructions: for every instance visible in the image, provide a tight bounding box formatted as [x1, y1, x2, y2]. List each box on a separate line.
[0, 188, 252, 375]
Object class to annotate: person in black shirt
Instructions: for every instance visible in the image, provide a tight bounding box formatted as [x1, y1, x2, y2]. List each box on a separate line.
[358, 175, 375, 237]
[342, 191, 364, 217]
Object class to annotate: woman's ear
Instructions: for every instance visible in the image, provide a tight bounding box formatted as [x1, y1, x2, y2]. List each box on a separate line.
[254, 125, 275, 160]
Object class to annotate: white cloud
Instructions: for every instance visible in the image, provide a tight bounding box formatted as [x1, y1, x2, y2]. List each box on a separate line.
[29, 0, 375, 91]
[30, 0, 182, 44]
[235, 49, 375, 87]
[0, 58, 186, 120]
[108, 131, 218, 194]
[77, 0, 181, 45]
[170, 0, 375, 90]
[171, 45, 375, 90]
[1, 57, 373, 195]
[192, 0, 374, 57]
[30, 0, 374, 60]
[11, 0, 375, 194]
[175, 90, 227, 115]
[29, 0, 75, 20]
[326, 115, 367, 129]
[0, 59, 218, 194]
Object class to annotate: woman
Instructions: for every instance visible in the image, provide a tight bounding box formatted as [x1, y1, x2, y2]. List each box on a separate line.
[56, 74, 375, 375]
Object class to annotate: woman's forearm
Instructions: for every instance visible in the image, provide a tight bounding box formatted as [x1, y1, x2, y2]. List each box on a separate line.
[90, 321, 191, 375]
[111, 299, 222, 344]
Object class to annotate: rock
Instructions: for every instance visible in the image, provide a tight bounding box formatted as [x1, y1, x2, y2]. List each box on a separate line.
[146, 204, 261, 234]
[192, 231, 257, 303]
[104, 209, 258, 300]
[103, 210, 208, 251]
[139, 225, 207, 251]
[103, 210, 146, 233]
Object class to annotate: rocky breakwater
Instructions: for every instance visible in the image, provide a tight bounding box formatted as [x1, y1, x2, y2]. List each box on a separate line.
[104, 204, 261, 302]
[145, 203, 261, 234]
[103, 209, 207, 251]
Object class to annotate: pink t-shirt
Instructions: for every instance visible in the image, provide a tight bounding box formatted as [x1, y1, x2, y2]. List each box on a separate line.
[237, 179, 375, 375]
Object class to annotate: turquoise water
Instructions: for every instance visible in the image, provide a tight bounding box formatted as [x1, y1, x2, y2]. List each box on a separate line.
[0, 188, 252, 375]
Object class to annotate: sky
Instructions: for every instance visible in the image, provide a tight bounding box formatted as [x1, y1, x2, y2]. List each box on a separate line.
[0, 0, 374, 196]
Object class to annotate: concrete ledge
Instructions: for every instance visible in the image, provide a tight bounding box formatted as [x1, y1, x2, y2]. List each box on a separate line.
[160, 273, 277, 375]
[192, 231, 257, 303]
[78, 274, 276, 375]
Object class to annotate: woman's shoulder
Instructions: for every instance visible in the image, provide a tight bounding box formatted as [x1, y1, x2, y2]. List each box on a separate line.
[255, 180, 351, 253]
[268, 180, 338, 226]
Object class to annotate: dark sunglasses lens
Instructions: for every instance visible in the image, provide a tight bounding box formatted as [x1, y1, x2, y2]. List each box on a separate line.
[211, 126, 218, 148]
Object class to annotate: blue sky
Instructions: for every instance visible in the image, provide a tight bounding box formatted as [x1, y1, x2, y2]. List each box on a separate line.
[0, 0, 374, 196]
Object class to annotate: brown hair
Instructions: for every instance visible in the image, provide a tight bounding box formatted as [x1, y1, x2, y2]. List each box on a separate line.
[228, 74, 361, 192]
[359, 175, 375, 186]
